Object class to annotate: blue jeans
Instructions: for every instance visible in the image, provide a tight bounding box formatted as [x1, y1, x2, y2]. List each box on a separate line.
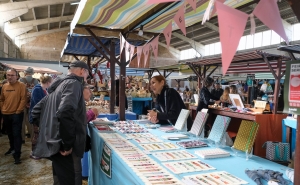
[3, 112, 24, 156]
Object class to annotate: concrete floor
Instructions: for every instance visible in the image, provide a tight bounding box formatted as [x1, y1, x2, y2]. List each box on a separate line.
[0, 135, 88, 185]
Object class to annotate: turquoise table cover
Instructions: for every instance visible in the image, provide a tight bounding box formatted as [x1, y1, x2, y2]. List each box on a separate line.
[282, 118, 297, 154]
[88, 123, 293, 185]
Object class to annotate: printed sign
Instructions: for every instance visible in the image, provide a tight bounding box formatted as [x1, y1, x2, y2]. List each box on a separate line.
[284, 60, 300, 114]
[100, 143, 112, 178]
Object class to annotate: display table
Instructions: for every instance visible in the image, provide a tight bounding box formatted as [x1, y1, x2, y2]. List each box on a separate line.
[97, 111, 137, 120]
[103, 97, 152, 115]
[282, 118, 297, 154]
[88, 122, 292, 185]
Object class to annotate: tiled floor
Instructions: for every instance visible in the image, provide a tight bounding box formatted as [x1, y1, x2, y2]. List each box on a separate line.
[0, 134, 88, 185]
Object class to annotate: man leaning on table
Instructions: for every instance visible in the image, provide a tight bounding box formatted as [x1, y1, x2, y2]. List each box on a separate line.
[31, 61, 89, 185]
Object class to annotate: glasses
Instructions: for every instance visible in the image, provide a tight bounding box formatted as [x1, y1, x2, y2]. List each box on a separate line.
[6, 74, 16, 77]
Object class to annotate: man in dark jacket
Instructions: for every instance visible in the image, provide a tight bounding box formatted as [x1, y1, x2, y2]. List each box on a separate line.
[31, 61, 89, 185]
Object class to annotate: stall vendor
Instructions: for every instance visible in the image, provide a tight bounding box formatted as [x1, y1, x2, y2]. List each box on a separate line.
[147, 75, 193, 130]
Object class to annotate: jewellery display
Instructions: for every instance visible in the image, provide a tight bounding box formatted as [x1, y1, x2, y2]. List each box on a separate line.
[182, 171, 248, 185]
[162, 160, 215, 174]
[152, 150, 197, 161]
[195, 148, 231, 159]
[176, 140, 208, 149]
[140, 143, 179, 151]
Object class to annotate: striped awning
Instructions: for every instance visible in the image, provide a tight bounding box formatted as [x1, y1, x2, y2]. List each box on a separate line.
[1, 63, 63, 75]
[71, 0, 252, 33]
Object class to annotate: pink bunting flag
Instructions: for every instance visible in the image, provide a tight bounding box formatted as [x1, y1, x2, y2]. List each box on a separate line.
[185, 0, 197, 11]
[163, 21, 173, 48]
[120, 35, 125, 54]
[147, 0, 180, 4]
[125, 41, 131, 62]
[150, 36, 159, 62]
[129, 44, 135, 62]
[210, 0, 225, 19]
[215, 1, 248, 75]
[173, 4, 186, 35]
[136, 46, 143, 68]
[143, 43, 150, 68]
[253, 0, 289, 43]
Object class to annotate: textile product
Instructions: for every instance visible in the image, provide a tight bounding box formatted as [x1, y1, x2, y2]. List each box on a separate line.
[262, 141, 290, 161]
[245, 169, 289, 185]
[208, 115, 231, 143]
[190, 111, 209, 136]
[233, 120, 259, 152]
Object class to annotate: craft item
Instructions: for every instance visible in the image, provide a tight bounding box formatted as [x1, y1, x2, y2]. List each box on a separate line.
[161, 134, 189, 140]
[163, 160, 215, 174]
[152, 150, 197, 161]
[140, 143, 179, 151]
[189, 112, 209, 136]
[159, 126, 176, 133]
[207, 115, 231, 143]
[176, 140, 208, 149]
[182, 171, 248, 185]
[174, 109, 190, 131]
[195, 148, 230, 159]
[134, 137, 163, 143]
[233, 120, 259, 152]
[126, 133, 156, 139]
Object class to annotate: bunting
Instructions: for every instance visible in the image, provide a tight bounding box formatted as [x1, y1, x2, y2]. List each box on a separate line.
[163, 21, 173, 48]
[143, 43, 150, 68]
[185, 0, 197, 11]
[136, 46, 143, 67]
[174, 4, 186, 35]
[150, 36, 159, 62]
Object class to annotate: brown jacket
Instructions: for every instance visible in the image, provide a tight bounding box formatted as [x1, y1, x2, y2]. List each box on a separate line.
[0, 81, 27, 114]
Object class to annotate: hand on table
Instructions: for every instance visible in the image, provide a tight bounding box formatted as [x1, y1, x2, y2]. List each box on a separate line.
[91, 108, 99, 120]
[60, 148, 72, 156]
[147, 110, 157, 117]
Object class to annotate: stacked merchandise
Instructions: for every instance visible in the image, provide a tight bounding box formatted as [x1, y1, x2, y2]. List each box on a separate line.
[207, 115, 231, 143]
[189, 111, 209, 136]
[195, 148, 231, 159]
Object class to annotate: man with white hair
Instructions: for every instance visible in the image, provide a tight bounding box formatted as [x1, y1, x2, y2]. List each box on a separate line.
[31, 61, 89, 185]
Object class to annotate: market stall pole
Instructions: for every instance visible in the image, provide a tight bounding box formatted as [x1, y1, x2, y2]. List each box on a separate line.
[110, 40, 116, 114]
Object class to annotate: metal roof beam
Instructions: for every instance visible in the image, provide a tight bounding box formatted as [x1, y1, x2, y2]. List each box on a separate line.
[10, 0, 21, 22]
[48, 5, 50, 30]
[172, 32, 205, 56]
[59, 3, 65, 29]
[32, 8, 38, 32]
[7, 15, 73, 29]
[9, 26, 33, 38]
[0, 8, 28, 22]
[17, 27, 69, 40]
[203, 22, 219, 32]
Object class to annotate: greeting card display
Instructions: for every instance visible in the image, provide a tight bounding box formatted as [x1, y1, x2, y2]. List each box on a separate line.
[182, 171, 248, 185]
[176, 140, 208, 149]
[207, 115, 231, 143]
[140, 143, 179, 151]
[163, 160, 215, 174]
[233, 120, 259, 152]
[134, 137, 162, 143]
[190, 112, 209, 136]
[152, 150, 197, 161]
[195, 148, 230, 159]
[125, 133, 156, 139]
[174, 109, 190, 131]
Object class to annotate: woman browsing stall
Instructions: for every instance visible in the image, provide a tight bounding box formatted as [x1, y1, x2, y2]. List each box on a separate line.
[219, 87, 232, 106]
[147, 75, 193, 130]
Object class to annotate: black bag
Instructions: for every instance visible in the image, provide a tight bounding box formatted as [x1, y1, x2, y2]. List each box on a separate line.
[85, 134, 91, 152]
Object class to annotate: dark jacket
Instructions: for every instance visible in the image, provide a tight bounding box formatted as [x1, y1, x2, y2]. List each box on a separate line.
[31, 74, 86, 158]
[211, 88, 223, 100]
[156, 86, 193, 131]
[29, 84, 47, 124]
[197, 87, 218, 112]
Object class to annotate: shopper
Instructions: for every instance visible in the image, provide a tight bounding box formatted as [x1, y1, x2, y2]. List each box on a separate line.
[196, 77, 219, 112]
[31, 61, 89, 185]
[211, 82, 223, 100]
[0, 68, 27, 164]
[19, 67, 39, 141]
[219, 87, 232, 106]
[28, 75, 52, 160]
[0, 79, 8, 136]
[229, 85, 238, 94]
[147, 75, 193, 130]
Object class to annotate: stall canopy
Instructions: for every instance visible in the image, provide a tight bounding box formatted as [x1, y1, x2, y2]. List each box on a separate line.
[1, 63, 63, 75]
[71, 0, 251, 33]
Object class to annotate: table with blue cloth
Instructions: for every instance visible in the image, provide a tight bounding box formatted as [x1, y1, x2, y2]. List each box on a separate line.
[282, 118, 297, 155]
[97, 111, 137, 120]
[103, 97, 152, 115]
[88, 122, 292, 185]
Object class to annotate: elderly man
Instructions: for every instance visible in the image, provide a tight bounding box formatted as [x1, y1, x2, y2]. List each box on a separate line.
[19, 67, 39, 142]
[31, 61, 89, 185]
[211, 82, 224, 100]
[0, 68, 27, 164]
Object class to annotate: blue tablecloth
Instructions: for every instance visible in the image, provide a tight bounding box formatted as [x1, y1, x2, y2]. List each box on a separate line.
[97, 111, 137, 120]
[282, 118, 297, 154]
[88, 123, 292, 185]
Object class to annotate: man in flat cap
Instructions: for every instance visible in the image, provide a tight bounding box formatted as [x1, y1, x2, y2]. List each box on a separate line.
[31, 61, 89, 185]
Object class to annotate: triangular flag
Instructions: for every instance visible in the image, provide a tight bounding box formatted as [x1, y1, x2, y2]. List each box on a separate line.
[163, 21, 173, 48]
[150, 36, 159, 62]
[120, 35, 125, 54]
[215, 1, 248, 75]
[253, 0, 289, 43]
[202, 0, 215, 24]
[210, 0, 225, 19]
[173, 4, 186, 35]
[143, 43, 150, 68]
[125, 41, 131, 62]
[136, 46, 143, 68]
[147, 0, 180, 4]
[185, 0, 197, 11]
[129, 44, 135, 62]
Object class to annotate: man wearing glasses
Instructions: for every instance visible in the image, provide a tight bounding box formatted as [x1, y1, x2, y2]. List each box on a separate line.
[31, 61, 89, 185]
[0, 68, 27, 164]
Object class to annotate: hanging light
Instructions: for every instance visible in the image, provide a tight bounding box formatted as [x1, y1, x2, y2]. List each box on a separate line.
[138, 25, 143, 36]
